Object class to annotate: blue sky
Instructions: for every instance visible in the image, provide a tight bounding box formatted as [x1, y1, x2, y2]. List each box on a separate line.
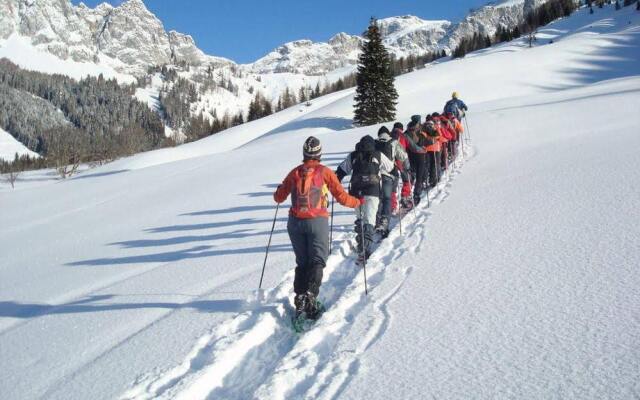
[73, 0, 493, 63]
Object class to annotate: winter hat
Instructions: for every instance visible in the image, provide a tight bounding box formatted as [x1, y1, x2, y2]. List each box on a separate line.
[411, 115, 422, 124]
[378, 126, 391, 142]
[393, 122, 403, 130]
[424, 121, 438, 137]
[452, 91, 459, 99]
[359, 135, 376, 153]
[407, 120, 418, 130]
[303, 136, 322, 159]
[425, 114, 433, 121]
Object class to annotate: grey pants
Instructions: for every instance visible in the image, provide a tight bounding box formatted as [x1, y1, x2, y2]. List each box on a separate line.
[377, 175, 395, 221]
[356, 195, 380, 227]
[355, 195, 380, 256]
[287, 216, 330, 296]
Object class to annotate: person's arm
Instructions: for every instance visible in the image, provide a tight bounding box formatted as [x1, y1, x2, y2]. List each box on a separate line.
[335, 154, 352, 182]
[324, 168, 360, 208]
[273, 168, 295, 203]
[460, 100, 468, 111]
[405, 133, 427, 154]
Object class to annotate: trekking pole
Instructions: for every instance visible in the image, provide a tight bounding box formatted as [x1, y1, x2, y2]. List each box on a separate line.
[329, 196, 335, 247]
[359, 216, 369, 295]
[464, 116, 471, 142]
[426, 158, 431, 209]
[258, 203, 280, 290]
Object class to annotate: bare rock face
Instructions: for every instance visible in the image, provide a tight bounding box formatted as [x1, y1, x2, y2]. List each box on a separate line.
[445, 0, 549, 50]
[0, 0, 231, 75]
[378, 15, 451, 58]
[0, 0, 548, 76]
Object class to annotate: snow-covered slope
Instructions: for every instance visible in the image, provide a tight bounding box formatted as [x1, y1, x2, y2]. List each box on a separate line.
[1, 5, 639, 400]
[0, 0, 554, 139]
[0, 126, 39, 161]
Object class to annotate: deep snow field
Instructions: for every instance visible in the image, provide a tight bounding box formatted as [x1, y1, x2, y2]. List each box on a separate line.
[1, 5, 639, 400]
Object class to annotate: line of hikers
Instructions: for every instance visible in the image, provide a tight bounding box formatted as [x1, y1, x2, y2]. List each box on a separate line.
[273, 92, 468, 318]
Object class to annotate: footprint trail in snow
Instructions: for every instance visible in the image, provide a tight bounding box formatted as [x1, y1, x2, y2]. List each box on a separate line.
[120, 145, 474, 400]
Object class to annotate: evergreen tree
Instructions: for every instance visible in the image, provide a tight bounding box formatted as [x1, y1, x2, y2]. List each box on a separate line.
[353, 18, 398, 126]
[313, 82, 321, 99]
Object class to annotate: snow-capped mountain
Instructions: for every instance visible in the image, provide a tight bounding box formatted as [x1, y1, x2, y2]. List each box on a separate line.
[444, 0, 548, 49]
[0, 0, 551, 144]
[1, 0, 545, 77]
[0, 0, 231, 76]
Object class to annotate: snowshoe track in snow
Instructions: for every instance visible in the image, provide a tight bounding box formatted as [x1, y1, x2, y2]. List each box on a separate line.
[120, 145, 472, 400]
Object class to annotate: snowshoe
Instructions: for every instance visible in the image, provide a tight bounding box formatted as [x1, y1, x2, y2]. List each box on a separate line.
[400, 196, 414, 211]
[291, 293, 325, 333]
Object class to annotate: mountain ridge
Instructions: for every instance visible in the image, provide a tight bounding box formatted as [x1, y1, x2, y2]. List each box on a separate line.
[0, 0, 545, 76]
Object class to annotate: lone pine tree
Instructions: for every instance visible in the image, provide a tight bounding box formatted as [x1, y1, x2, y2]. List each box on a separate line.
[353, 18, 398, 126]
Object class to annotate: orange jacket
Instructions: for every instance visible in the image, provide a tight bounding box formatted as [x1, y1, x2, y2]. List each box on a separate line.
[424, 126, 442, 152]
[274, 160, 360, 218]
[453, 118, 464, 139]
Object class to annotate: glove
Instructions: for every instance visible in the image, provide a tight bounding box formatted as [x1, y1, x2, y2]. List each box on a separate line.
[358, 197, 366, 206]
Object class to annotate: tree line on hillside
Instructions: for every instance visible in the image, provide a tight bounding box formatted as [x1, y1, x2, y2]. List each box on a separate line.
[0, 58, 166, 175]
[452, 0, 580, 58]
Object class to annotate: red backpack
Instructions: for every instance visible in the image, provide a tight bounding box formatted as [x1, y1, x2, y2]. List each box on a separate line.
[290, 165, 329, 218]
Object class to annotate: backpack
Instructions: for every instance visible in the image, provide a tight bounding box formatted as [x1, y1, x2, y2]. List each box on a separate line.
[375, 139, 393, 160]
[444, 99, 460, 118]
[290, 165, 329, 218]
[350, 151, 381, 195]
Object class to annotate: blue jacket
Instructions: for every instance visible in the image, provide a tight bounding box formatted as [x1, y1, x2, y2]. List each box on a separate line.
[444, 98, 468, 118]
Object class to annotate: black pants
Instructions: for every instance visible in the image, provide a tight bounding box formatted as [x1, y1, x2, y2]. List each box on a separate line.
[408, 151, 426, 198]
[426, 151, 441, 188]
[287, 216, 329, 296]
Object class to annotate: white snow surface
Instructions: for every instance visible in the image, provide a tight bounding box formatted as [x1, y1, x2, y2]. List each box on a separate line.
[0, 126, 39, 161]
[1, 6, 640, 400]
[0, 34, 136, 83]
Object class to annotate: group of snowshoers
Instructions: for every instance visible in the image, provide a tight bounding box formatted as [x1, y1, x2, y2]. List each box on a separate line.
[274, 92, 469, 320]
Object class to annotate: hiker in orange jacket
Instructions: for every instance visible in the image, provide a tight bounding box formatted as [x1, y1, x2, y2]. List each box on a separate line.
[446, 111, 464, 160]
[423, 116, 442, 189]
[274, 136, 361, 319]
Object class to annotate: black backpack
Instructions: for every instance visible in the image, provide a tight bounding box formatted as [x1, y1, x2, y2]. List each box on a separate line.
[350, 150, 381, 195]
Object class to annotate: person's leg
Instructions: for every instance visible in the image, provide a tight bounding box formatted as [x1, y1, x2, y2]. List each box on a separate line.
[306, 217, 329, 298]
[434, 151, 442, 184]
[288, 217, 311, 296]
[363, 195, 380, 255]
[379, 175, 393, 226]
[413, 154, 425, 201]
[408, 151, 418, 187]
[391, 175, 399, 214]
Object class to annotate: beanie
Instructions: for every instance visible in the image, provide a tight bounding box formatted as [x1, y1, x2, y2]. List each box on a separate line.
[303, 136, 322, 159]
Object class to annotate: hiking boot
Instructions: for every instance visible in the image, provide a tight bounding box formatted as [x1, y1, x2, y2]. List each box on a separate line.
[294, 293, 308, 316]
[376, 216, 389, 237]
[304, 292, 322, 320]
